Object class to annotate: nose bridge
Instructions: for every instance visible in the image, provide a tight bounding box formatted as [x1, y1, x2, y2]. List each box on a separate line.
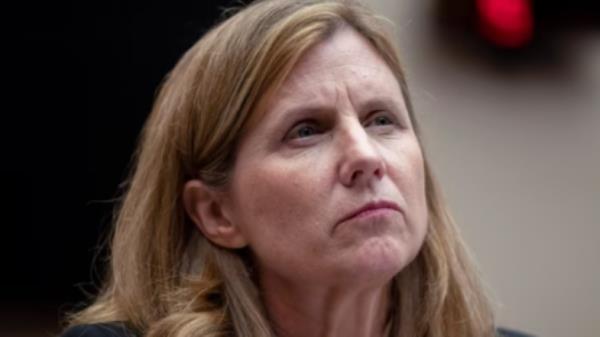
[337, 115, 385, 187]
[340, 117, 376, 157]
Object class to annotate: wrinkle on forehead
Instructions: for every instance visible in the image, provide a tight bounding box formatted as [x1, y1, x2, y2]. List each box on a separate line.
[245, 27, 406, 139]
[290, 26, 385, 75]
[274, 28, 399, 108]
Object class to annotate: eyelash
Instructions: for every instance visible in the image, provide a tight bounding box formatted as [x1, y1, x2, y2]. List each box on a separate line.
[286, 120, 321, 141]
[285, 111, 399, 142]
[365, 113, 395, 128]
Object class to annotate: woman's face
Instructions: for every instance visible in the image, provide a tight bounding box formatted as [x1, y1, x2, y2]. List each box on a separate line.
[224, 28, 428, 287]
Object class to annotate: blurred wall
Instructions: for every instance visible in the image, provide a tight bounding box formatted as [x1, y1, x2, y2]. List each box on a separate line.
[365, 1, 600, 337]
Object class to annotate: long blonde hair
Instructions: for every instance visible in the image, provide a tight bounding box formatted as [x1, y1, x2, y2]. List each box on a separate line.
[65, 1, 496, 336]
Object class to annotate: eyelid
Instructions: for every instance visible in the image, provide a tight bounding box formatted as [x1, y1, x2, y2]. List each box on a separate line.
[284, 119, 320, 141]
[364, 110, 399, 127]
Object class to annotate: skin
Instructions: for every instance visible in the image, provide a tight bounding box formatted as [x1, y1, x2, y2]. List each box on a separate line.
[184, 27, 428, 337]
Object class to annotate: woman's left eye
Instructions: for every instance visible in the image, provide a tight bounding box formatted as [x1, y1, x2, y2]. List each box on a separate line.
[366, 113, 395, 127]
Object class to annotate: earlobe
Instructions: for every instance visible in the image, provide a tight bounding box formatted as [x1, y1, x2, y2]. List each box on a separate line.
[182, 179, 248, 249]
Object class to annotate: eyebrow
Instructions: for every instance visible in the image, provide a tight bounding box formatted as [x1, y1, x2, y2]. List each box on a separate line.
[278, 95, 404, 119]
[359, 96, 404, 115]
[278, 104, 333, 123]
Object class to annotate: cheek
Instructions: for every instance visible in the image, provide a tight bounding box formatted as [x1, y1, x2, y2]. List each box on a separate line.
[387, 138, 428, 234]
[407, 144, 426, 203]
[228, 158, 336, 279]
[406, 143, 428, 240]
[228, 157, 329, 252]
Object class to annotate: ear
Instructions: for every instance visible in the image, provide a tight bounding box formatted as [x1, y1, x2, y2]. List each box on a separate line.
[182, 179, 248, 249]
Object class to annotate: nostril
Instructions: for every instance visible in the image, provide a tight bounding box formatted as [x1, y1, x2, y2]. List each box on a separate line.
[351, 170, 363, 182]
[373, 167, 382, 179]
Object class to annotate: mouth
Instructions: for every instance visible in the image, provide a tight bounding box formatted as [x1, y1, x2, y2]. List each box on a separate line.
[337, 200, 403, 227]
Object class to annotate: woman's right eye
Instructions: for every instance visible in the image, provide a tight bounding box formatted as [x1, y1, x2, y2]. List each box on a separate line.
[285, 121, 320, 141]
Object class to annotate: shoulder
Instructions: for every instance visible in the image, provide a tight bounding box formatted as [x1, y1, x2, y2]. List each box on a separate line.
[497, 327, 536, 337]
[60, 323, 138, 337]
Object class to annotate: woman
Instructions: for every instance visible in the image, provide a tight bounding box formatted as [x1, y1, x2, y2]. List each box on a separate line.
[62, 0, 515, 336]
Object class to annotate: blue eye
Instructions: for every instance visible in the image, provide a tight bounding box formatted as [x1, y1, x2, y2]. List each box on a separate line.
[373, 115, 393, 126]
[367, 113, 395, 127]
[287, 122, 320, 140]
[296, 125, 317, 138]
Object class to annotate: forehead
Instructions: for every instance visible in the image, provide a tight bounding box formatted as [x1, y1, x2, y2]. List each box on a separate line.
[244, 27, 405, 135]
[273, 27, 401, 104]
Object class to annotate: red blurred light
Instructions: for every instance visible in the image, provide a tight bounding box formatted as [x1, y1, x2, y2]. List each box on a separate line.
[477, 0, 534, 48]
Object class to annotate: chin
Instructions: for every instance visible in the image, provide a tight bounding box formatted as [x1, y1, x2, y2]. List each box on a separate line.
[342, 236, 417, 286]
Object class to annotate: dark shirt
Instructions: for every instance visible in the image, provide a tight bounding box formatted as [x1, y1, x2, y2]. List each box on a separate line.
[61, 322, 535, 337]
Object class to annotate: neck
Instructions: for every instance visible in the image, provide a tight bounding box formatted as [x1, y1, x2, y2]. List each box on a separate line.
[260, 276, 391, 337]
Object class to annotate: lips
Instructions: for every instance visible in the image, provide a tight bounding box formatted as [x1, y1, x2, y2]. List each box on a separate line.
[337, 200, 402, 226]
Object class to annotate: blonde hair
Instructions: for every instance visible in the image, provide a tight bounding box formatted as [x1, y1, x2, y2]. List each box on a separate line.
[65, 1, 496, 336]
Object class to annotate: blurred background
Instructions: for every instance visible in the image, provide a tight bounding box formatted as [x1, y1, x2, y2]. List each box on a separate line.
[4, 0, 598, 336]
[366, 1, 600, 337]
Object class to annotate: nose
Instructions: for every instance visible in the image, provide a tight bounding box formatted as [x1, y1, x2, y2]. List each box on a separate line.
[337, 123, 386, 188]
